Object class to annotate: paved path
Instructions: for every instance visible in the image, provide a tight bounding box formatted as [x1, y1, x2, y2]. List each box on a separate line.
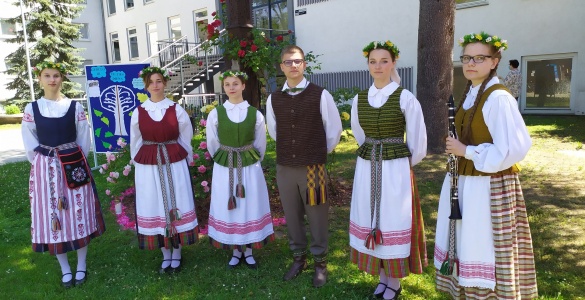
[0, 128, 27, 165]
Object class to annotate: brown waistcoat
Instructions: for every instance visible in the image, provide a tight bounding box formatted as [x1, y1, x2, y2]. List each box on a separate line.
[271, 83, 327, 167]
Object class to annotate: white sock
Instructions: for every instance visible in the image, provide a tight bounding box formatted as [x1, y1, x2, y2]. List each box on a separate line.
[383, 277, 401, 299]
[374, 268, 388, 294]
[161, 247, 172, 269]
[244, 248, 255, 264]
[76, 246, 88, 280]
[56, 253, 72, 282]
[171, 245, 182, 268]
[229, 249, 242, 266]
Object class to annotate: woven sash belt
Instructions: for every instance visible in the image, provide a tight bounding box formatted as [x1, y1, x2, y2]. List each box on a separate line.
[143, 139, 182, 238]
[363, 136, 404, 250]
[219, 143, 255, 210]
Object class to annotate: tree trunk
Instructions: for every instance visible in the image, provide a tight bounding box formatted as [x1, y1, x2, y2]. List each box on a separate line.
[417, 0, 455, 154]
[225, 0, 261, 108]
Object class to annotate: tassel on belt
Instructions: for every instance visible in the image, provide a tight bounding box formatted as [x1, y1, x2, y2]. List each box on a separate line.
[219, 143, 254, 210]
[143, 139, 182, 241]
[38, 142, 80, 232]
[363, 136, 404, 250]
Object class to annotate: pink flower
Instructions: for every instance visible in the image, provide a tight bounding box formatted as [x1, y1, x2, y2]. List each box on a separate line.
[199, 141, 207, 150]
[116, 137, 127, 148]
[250, 44, 258, 52]
[276, 35, 283, 42]
[99, 168, 105, 174]
[129, 159, 134, 165]
[189, 160, 195, 167]
[201, 181, 208, 187]
[198, 165, 207, 173]
[211, 11, 216, 17]
[124, 165, 132, 172]
[203, 186, 210, 193]
[122, 169, 130, 176]
[110, 171, 120, 179]
[193, 153, 200, 160]
[198, 60, 203, 66]
[204, 151, 211, 160]
[288, 30, 293, 34]
[240, 40, 247, 48]
[199, 118, 207, 127]
[105, 189, 111, 195]
[237, 49, 246, 58]
[106, 177, 114, 183]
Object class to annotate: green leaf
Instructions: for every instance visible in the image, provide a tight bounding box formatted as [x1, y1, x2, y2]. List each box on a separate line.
[101, 116, 110, 126]
[104, 131, 114, 138]
[94, 127, 102, 137]
[93, 109, 103, 117]
[102, 141, 111, 149]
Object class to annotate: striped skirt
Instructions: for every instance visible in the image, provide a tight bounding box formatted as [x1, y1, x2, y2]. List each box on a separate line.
[350, 170, 427, 278]
[436, 174, 538, 299]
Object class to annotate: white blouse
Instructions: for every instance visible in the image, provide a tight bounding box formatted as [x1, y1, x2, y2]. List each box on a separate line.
[350, 82, 427, 167]
[206, 100, 267, 161]
[21, 97, 91, 163]
[462, 77, 532, 172]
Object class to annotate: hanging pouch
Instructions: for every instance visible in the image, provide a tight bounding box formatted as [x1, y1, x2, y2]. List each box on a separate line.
[57, 147, 91, 188]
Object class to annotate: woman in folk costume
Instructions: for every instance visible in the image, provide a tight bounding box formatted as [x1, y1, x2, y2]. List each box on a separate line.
[435, 32, 537, 299]
[206, 70, 274, 269]
[130, 66, 198, 274]
[348, 40, 428, 300]
[21, 61, 106, 288]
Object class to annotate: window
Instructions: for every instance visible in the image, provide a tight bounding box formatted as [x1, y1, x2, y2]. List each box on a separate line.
[168, 16, 182, 40]
[107, 0, 116, 15]
[252, 0, 288, 36]
[146, 22, 158, 56]
[77, 23, 89, 40]
[110, 33, 121, 62]
[297, 0, 329, 6]
[144, 0, 154, 3]
[0, 19, 16, 36]
[193, 9, 207, 42]
[456, 0, 488, 9]
[127, 28, 139, 59]
[524, 55, 575, 110]
[125, 0, 135, 10]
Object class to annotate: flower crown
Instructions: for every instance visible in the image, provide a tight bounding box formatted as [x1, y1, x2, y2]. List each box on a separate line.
[33, 61, 67, 77]
[362, 40, 400, 59]
[219, 70, 249, 81]
[138, 66, 172, 81]
[459, 32, 508, 52]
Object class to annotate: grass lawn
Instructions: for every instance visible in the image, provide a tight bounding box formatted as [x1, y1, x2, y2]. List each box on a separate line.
[0, 115, 583, 299]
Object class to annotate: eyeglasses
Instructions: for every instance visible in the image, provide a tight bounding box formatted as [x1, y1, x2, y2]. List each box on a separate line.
[282, 59, 304, 67]
[460, 55, 492, 64]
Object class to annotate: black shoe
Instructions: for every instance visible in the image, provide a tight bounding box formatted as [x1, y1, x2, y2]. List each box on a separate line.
[374, 282, 387, 298]
[75, 270, 87, 286]
[227, 252, 243, 269]
[159, 259, 172, 274]
[170, 258, 182, 273]
[61, 273, 74, 288]
[243, 254, 258, 269]
[383, 285, 402, 300]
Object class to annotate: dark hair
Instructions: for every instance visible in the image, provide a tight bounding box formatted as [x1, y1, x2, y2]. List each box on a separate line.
[280, 45, 305, 61]
[457, 43, 502, 145]
[509, 59, 519, 68]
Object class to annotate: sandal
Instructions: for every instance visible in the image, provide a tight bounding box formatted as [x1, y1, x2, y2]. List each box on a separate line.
[383, 285, 402, 300]
[170, 258, 182, 273]
[75, 270, 87, 286]
[374, 282, 387, 298]
[159, 259, 172, 274]
[243, 254, 258, 269]
[228, 252, 243, 269]
[62, 272, 74, 288]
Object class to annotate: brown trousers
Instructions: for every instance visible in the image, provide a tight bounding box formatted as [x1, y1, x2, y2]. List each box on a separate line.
[276, 164, 329, 259]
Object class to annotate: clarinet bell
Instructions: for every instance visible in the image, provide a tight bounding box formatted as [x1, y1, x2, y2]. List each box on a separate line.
[449, 193, 462, 220]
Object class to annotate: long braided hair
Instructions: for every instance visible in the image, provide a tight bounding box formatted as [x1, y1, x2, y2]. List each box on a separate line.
[456, 44, 501, 145]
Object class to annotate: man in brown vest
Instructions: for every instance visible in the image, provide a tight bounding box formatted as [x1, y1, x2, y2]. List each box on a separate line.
[266, 45, 342, 287]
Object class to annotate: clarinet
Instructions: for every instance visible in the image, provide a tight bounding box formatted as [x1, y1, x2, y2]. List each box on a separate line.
[440, 95, 463, 276]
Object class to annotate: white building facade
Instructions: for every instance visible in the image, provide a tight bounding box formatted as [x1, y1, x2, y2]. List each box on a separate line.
[1, 0, 583, 115]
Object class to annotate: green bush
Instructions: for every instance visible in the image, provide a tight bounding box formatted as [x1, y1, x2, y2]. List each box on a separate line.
[4, 104, 21, 115]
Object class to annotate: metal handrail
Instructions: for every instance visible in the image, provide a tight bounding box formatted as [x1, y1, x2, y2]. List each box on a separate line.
[141, 35, 189, 64]
[162, 29, 227, 69]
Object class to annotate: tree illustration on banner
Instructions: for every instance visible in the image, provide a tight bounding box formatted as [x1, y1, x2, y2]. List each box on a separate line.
[100, 85, 136, 136]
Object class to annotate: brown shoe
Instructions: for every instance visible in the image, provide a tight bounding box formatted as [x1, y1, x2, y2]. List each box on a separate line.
[313, 261, 328, 288]
[283, 255, 307, 281]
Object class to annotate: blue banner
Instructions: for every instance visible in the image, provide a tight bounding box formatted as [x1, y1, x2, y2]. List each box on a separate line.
[85, 63, 150, 153]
